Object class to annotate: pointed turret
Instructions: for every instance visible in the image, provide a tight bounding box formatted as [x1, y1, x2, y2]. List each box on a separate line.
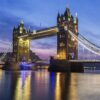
[17, 20, 27, 34]
[28, 26, 31, 33]
[71, 15, 74, 22]
[13, 26, 16, 32]
[75, 12, 78, 23]
[74, 12, 78, 24]
[61, 14, 64, 20]
[57, 12, 61, 26]
[19, 20, 24, 28]
[64, 7, 71, 19]
[57, 12, 60, 18]
[21, 20, 24, 25]
[57, 12, 61, 23]
[74, 12, 78, 33]
[75, 12, 78, 18]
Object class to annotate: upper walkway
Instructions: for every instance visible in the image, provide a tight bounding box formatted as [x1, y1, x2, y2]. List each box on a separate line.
[18, 26, 58, 40]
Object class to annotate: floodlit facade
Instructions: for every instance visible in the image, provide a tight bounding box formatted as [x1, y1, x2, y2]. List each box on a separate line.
[57, 8, 78, 60]
[13, 21, 30, 61]
[13, 7, 78, 61]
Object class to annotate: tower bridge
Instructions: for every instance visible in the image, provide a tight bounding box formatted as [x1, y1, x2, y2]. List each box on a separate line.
[12, 7, 100, 72]
[13, 7, 78, 62]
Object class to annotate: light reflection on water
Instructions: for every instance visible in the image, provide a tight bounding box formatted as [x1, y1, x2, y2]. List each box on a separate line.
[69, 73, 78, 100]
[14, 71, 31, 100]
[55, 73, 61, 100]
[0, 70, 100, 100]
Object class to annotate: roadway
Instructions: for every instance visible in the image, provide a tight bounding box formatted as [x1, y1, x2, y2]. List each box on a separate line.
[69, 60, 100, 63]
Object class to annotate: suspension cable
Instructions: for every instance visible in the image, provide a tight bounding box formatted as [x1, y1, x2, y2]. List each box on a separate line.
[79, 34, 100, 49]
[68, 30, 100, 56]
[0, 43, 12, 61]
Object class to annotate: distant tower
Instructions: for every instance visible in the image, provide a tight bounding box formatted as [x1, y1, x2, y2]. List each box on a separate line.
[13, 21, 30, 61]
[57, 8, 78, 60]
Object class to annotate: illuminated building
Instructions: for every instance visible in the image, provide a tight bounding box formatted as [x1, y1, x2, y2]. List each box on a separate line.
[13, 7, 78, 62]
[57, 8, 78, 60]
[13, 21, 30, 61]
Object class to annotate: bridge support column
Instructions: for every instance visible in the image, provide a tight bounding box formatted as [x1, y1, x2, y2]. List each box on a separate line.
[17, 38, 30, 61]
[49, 8, 79, 72]
[13, 21, 30, 62]
[56, 8, 78, 60]
[49, 57, 70, 72]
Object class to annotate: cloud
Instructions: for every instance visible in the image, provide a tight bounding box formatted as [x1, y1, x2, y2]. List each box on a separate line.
[30, 36, 56, 49]
[30, 36, 57, 59]
[31, 47, 56, 59]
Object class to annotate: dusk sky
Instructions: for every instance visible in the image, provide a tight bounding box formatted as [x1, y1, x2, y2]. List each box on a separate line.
[0, 0, 100, 59]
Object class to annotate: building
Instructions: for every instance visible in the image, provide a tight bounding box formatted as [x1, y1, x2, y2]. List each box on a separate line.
[57, 8, 78, 60]
[13, 21, 30, 61]
[13, 7, 78, 62]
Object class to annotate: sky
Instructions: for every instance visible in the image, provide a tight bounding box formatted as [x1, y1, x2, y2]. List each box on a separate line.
[0, 0, 100, 59]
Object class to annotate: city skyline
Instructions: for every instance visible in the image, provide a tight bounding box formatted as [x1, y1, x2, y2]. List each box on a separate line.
[0, 0, 100, 59]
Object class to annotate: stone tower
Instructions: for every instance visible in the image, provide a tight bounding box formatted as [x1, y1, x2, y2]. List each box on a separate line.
[13, 21, 30, 61]
[57, 8, 78, 60]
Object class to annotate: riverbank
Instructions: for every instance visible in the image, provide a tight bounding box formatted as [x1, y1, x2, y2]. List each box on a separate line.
[2, 61, 20, 71]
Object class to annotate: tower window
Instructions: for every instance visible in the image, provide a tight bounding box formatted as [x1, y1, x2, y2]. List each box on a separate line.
[60, 34, 65, 38]
[60, 42, 65, 47]
[20, 27, 23, 34]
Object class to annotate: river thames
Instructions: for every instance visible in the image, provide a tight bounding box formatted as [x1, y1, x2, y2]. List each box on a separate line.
[0, 69, 100, 100]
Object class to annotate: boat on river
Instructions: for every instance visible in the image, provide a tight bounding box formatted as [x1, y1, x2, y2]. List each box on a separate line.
[19, 62, 34, 70]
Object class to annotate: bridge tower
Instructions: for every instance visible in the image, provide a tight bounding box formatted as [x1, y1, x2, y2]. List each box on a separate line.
[13, 21, 30, 61]
[57, 8, 78, 60]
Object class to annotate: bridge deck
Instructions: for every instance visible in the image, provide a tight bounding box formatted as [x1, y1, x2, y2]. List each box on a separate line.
[69, 60, 100, 63]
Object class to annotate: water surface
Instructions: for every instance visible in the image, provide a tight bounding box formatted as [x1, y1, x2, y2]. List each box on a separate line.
[0, 69, 100, 100]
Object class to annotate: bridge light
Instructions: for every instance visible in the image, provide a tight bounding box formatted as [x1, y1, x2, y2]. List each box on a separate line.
[68, 18, 71, 21]
[72, 37, 75, 41]
[57, 54, 60, 58]
[74, 20, 77, 24]
[20, 27, 23, 34]
[27, 39, 29, 44]
[56, 28, 59, 32]
[19, 38, 23, 41]
[64, 26, 68, 31]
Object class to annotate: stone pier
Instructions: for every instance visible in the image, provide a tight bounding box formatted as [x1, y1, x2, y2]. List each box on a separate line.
[49, 57, 84, 73]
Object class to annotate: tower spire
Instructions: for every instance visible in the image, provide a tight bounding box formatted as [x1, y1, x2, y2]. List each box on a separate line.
[21, 20, 24, 25]
[57, 12, 60, 18]
[75, 12, 78, 18]
[57, 12, 61, 23]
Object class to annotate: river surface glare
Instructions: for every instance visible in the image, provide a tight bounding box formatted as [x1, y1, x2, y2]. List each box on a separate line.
[0, 69, 100, 100]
